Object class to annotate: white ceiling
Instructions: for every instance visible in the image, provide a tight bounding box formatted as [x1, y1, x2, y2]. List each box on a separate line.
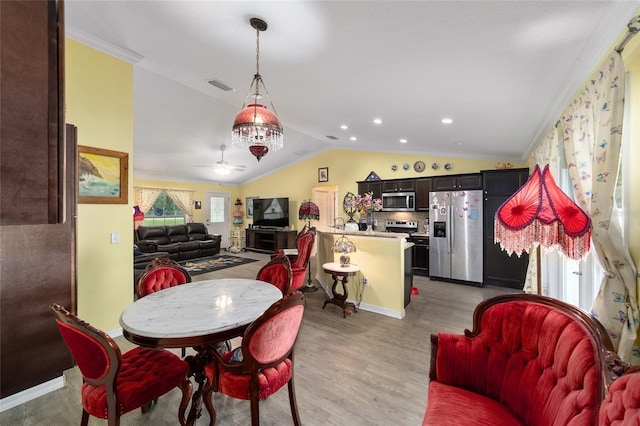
[64, 1, 639, 186]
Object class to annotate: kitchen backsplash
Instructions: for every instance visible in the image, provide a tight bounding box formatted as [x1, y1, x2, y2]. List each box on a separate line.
[367, 211, 430, 232]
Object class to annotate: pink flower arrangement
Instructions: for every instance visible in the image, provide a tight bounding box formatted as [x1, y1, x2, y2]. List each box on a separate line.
[353, 192, 382, 215]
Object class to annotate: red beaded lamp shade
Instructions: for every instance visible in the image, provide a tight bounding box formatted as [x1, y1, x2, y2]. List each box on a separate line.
[494, 164, 591, 260]
[232, 18, 283, 162]
[298, 201, 319, 224]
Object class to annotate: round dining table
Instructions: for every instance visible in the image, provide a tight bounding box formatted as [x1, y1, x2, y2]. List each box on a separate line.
[120, 278, 282, 426]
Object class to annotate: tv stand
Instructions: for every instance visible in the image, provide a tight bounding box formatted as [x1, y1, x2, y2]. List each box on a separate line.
[245, 228, 296, 254]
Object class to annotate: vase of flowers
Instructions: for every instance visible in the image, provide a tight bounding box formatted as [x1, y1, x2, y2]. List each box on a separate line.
[352, 192, 382, 234]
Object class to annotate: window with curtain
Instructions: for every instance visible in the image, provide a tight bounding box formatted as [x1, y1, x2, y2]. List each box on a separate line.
[542, 152, 603, 311]
[143, 191, 186, 225]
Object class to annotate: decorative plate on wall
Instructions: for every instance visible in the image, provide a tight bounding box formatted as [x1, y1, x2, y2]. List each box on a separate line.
[403, 163, 410, 170]
[444, 163, 453, 171]
[431, 162, 439, 170]
[391, 164, 398, 171]
[414, 161, 426, 172]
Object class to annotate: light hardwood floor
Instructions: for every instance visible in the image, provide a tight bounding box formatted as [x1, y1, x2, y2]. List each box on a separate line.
[1, 251, 519, 425]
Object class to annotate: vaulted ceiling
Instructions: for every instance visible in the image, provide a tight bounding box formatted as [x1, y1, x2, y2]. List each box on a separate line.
[65, 1, 639, 185]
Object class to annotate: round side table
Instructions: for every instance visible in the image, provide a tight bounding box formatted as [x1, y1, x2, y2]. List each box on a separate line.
[322, 262, 359, 318]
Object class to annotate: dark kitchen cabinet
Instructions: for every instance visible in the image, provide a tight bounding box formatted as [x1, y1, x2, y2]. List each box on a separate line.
[357, 181, 382, 198]
[415, 178, 433, 210]
[482, 168, 530, 289]
[382, 179, 415, 192]
[411, 235, 429, 276]
[432, 173, 482, 191]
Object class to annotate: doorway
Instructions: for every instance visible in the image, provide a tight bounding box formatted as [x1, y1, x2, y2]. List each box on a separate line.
[312, 186, 339, 231]
[204, 191, 230, 249]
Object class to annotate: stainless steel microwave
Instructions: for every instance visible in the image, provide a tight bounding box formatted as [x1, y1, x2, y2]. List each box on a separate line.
[381, 192, 415, 211]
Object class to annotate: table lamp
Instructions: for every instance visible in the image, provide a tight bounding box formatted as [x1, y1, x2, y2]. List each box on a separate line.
[333, 235, 356, 267]
[133, 205, 145, 230]
[298, 200, 320, 292]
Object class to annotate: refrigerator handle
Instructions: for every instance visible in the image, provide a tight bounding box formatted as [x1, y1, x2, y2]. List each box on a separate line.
[448, 199, 453, 254]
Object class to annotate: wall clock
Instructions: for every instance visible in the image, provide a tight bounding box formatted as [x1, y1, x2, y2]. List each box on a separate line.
[414, 161, 425, 172]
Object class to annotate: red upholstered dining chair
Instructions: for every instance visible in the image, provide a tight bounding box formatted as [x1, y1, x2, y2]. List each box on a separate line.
[135, 257, 192, 299]
[135, 257, 193, 357]
[289, 227, 316, 291]
[271, 225, 309, 262]
[257, 254, 293, 295]
[202, 291, 306, 426]
[49, 304, 192, 426]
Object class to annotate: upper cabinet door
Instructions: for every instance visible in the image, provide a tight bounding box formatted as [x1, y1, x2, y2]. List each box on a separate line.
[432, 174, 482, 191]
[415, 178, 432, 210]
[482, 168, 530, 195]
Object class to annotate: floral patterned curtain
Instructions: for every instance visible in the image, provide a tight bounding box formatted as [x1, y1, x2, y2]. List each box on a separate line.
[166, 189, 194, 222]
[134, 187, 163, 215]
[560, 52, 639, 364]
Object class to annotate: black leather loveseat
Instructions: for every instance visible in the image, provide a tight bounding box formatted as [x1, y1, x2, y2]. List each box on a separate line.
[135, 223, 221, 261]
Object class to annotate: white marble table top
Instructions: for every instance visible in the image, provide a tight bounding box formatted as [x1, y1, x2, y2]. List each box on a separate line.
[120, 279, 282, 343]
[323, 262, 360, 275]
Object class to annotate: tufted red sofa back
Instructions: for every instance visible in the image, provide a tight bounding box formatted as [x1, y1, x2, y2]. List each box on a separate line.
[435, 299, 608, 425]
[598, 367, 640, 425]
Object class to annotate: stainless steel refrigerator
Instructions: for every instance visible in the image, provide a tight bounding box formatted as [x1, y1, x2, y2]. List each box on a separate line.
[429, 190, 484, 286]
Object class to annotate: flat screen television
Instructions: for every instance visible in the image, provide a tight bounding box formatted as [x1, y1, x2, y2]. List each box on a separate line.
[252, 197, 289, 229]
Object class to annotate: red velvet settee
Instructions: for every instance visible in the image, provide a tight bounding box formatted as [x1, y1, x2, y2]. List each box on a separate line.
[423, 294, 618, 426]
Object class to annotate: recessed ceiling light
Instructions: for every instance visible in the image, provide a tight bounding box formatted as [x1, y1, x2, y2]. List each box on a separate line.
[455, 142, 464, 146]
[350, 136, 357, 141]
[441, 118, 453, 124]
[340, 124, 348, 130]
[373, 118, 382, 125]
[399, 139, 408, 143]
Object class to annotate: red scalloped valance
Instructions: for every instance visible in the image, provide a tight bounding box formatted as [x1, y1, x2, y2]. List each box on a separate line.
[494, 164, 591, 260]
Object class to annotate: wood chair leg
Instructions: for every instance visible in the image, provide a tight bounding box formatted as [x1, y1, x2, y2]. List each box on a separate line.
[288, 379, 301, 426]
[201, 381, 217, 426]
[250, 396, 260, 426]
[81, 409, 89, 426]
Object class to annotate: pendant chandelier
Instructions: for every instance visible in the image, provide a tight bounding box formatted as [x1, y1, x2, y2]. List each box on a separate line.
[232, 17, 283, 162]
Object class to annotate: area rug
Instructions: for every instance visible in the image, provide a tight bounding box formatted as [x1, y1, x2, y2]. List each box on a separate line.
[180, 255, 259, 276]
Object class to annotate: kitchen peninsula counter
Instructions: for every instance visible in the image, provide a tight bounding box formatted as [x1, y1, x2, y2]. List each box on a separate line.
[315, 230, 413, 319]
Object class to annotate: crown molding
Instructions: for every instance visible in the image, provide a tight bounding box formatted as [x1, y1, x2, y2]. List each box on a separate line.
[66, 25, 144, 64]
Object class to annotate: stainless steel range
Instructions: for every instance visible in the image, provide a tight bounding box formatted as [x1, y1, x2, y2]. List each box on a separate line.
[385, 220, 430, 277]
[385, 220, 418, 234]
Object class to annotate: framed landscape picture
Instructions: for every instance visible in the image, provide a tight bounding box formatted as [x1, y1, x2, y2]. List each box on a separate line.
[78, 146, 128, 204]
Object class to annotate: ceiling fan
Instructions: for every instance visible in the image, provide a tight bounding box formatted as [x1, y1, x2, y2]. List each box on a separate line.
[197, 144, 246, 175]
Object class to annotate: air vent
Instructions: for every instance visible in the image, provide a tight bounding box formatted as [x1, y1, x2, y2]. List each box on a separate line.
[208, 79, 235, 92]
[326, 135, 338, 140]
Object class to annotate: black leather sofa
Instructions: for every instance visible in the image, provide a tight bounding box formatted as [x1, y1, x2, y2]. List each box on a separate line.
[135, 223, 221, 261]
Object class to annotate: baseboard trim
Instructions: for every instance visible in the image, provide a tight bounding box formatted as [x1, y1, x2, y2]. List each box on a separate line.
[0, 328, 124, 413]
[0, 376, 64, 413]
[316, 273, 405, 319]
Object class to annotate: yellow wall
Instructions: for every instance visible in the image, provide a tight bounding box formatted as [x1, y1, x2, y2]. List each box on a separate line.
[66, 40, 134, 329]
[241, 149, 522, 230]
[133, 178, 241, 224]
